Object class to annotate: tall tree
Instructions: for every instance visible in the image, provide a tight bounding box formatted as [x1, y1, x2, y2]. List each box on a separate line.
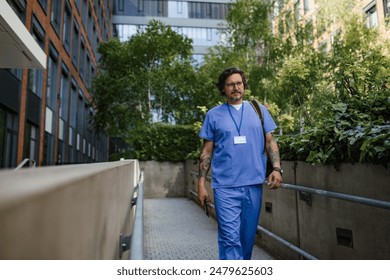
[91, 20, 196, 136]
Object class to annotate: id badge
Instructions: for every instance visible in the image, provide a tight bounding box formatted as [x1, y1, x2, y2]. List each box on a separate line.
[234, 136, 247, 144]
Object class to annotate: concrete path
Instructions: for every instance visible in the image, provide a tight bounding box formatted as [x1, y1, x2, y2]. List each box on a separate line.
[144, 198, 275, 260]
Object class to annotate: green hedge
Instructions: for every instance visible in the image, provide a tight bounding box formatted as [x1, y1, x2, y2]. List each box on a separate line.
[126, 123, 200, 162]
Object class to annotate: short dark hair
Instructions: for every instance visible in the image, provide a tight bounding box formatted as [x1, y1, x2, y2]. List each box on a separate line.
[216, 67, 248, 95]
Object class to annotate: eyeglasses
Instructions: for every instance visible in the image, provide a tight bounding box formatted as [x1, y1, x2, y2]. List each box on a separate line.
[225, 81, 244, 89]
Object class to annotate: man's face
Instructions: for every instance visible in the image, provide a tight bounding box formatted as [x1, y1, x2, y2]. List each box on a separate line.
[224, 73, 244, 104]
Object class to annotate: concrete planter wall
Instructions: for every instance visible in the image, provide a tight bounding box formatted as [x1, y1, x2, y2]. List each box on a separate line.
[140, 161, 187, 198]
[184, 160, 390, 260]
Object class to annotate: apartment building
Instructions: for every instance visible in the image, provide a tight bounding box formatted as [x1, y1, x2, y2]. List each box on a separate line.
[111, 0, 232, 63]
[0, 0, 112, 168]
[361, 0, 389, 30]
[273, 0, 389, 51]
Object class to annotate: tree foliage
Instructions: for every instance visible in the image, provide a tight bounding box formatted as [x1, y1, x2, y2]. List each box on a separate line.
[91, 20, 198, 137]
[92, 1, 389, 166]
[195, 0, 390, 166]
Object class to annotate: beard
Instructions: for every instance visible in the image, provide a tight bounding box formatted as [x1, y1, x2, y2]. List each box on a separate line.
[229, 96, 242, 102]
[228, 91, 243, 102]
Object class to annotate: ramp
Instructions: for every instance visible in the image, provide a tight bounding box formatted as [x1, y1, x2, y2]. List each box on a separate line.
[144, 198, 275, 260]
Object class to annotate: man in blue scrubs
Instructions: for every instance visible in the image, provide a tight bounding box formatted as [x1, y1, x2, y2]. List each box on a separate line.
[198, 67, 283, 260]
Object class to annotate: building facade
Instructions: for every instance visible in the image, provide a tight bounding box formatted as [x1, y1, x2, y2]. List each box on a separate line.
[0, 0, 112, 168]
[272, 0, 389, 51]
[112, 0, 232, 63]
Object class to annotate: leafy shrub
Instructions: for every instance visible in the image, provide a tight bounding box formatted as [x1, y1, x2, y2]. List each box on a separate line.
[278, 98, 390, 168]
[127, 123, 200, 162]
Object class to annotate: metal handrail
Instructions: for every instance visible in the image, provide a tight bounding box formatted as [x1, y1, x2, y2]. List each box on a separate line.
[188, 188, 318, 260]
[256, 226, 317, 260]
[130, 171, 144, 260]
[188, 171, 390, 210]
[14, 158, 36, 171]
[188, 170, 390, 260]
[281, 182, 390, 210]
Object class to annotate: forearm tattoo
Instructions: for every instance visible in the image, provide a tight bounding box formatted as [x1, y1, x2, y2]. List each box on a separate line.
[267, 138, 281, 166]
[199, 155, 211, 178]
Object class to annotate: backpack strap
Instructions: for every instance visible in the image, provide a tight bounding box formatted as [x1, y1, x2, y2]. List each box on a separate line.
[249, 99, 263, 122]
[249, 99, 267, 153]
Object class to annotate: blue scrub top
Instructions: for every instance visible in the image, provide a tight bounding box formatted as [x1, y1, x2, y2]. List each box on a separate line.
[199, 101, 277, 188]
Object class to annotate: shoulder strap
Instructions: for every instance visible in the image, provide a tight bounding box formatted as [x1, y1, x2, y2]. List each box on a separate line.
[249, 99, 267, 153]
[249, 99, 263, 121]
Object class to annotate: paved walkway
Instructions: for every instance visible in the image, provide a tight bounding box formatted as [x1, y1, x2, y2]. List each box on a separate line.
[144, 198, 275, 260]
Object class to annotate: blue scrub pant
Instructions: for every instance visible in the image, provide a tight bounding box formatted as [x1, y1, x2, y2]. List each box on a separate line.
[214, 185, 263, 260]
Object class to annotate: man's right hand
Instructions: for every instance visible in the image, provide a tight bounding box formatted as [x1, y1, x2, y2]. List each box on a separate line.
[198, 181, 209, 206]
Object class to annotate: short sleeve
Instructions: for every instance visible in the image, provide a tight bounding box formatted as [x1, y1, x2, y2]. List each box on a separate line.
[260, 105, 277, 134]
[199, 113, 214, 141]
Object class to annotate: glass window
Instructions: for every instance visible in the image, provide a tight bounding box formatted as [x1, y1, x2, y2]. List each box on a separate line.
[4, 111, 18, 168]
[28, 68, 44, 97]
[118, 0, 124, 11]
[85, 52, 91, 88]
[384, 0, 390, 17]
[37, 0, 48, 13]
[50, 0, 62, 35]
[57, 118, 66, 164]
[177, 1, 182, 14]
[365, 4, 378, 28]
[157, 0, 163, 14]
[63, 3, 72, 53]
[58, 118, 65, 141]
[187, 2, 228, 20]
[23, 123, 39, 164]
[72, 22, 80, 68]
[82, 0, 88, 27]
[138, 0, 143, 12]
[43, 132, 54, 165]
[90, 65, 95, 96]
[60, 64, 69, 120]
[28, 15, 45, 97]
[79, 37, 86, 80]
[69, 79, 77, 128]
[88, 8, 93, 41]
[31, 15, 45, 49]
[46, 45, 59, 110]
[0, 109, 18, 168]
[77, 133, 81, 151]
[68, 127, 74, 162]
[45, 107, 53, 134]
[77, 93, 84, 134]
[83, 103, 88, 137]
[304, 0, 314, 13]
[207, 28, 212, 41]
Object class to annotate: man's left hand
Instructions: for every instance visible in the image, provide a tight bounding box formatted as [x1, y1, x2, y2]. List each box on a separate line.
[267, 171, 282, 189]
